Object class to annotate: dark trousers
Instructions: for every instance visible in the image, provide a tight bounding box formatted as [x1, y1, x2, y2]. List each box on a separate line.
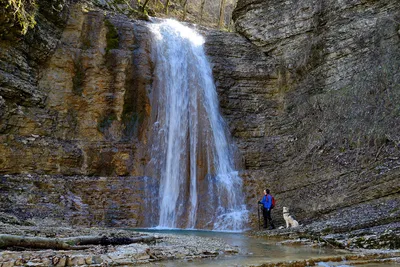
[262, 207, 275, 229]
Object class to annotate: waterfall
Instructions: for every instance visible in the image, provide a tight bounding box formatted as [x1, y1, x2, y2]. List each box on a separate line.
[146, 19, 248, 231]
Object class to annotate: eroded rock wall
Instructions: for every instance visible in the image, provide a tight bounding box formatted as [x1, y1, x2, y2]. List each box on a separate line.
[1, 3, 267, 228]
[0, 4, 156, 227]
[230, 0, 400, 228]
[0, 6, 152, 177]
[1, 0, 399, 231]
[0, 1, 281, 228]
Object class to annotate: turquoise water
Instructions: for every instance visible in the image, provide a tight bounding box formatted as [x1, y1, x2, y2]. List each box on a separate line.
[132, 229, 398, 267]
[132, 229, 351, 266]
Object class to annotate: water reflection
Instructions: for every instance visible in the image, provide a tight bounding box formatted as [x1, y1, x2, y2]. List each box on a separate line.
[132, 229, 346, 267]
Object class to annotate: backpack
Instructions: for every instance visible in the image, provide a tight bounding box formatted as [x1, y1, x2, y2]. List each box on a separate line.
[270, 195, 276, 209]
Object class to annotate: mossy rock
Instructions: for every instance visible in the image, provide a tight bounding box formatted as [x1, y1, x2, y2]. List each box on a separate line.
[72, 60, 85, 95]
[1, 0, 38, 35]
[0, 212, 34, 226]
[98, 112, 117, 133]
[104, 19, 119, 53]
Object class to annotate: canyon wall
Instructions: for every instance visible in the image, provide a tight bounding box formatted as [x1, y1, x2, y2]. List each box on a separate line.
[1, 0, 399, 231]
[0, 3, 265, 228]
[229, 0, 400, 229]
[0, 3, 156, 227]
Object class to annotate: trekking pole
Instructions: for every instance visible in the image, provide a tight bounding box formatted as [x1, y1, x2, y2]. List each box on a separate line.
[257, 203, 261, 230]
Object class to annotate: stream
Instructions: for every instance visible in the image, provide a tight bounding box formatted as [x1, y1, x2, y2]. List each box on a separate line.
[132, 229, 398, 267]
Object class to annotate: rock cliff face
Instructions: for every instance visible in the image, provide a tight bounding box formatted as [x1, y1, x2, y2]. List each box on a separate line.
[0, 0, 399, 231]
[0, 3, 269, 228]
[231, 0, 400, 229]
[0, 3, 156, 226]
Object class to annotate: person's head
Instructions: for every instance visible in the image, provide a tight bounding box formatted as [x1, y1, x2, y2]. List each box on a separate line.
[265, 189, 270, 195]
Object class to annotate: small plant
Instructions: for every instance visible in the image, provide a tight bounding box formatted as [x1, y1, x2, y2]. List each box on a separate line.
[3, 0, 38, 35]
[104, 19, 119, 53]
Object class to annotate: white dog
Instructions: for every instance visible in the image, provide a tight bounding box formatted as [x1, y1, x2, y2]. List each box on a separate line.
[283, 207, 299, 228]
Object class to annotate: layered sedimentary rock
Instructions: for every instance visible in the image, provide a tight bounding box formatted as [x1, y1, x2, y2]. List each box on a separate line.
[230, 0, 400, 228]
[1, 0, 399, 231]
[0, 4, 156, 226]
[0, 3, 265, 228]
[0, 6, 153, 176]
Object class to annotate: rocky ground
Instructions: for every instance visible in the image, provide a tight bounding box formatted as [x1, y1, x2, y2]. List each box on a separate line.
[1, 217, 400, 266]
[245, 223, 400, 267]
[251, 220, 400, 250]
[0, 223, 239, 266]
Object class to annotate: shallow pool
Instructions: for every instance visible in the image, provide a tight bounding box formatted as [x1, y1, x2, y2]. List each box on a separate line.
[129, 229, 363, 266]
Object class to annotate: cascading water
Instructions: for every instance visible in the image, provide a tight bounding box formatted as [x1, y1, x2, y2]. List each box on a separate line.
[146, 19, 248, 231]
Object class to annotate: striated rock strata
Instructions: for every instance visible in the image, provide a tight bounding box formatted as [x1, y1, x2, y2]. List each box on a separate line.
[0, 3, 270, 228]
[0, 0, 399, 233]
[0, 4, 155, 226]
[231, 0, 400, 229]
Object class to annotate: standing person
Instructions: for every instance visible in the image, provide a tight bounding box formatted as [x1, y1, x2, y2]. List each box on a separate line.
[258, 189, 275, 229]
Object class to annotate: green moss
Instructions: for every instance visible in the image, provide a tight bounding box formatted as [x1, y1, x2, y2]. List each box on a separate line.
[127, 6, 150, 20]
[122, 100, 146, 139]
[389, 207, 399, 214]
[98, 112, 117, 133]
[321, 226, 333, 234]
[3, 0, 38, 35]
[104, 19, 119, 53]
[123, 112, 140, 135]
[72, 60, 84, 95]
[382, 232, 400, 249]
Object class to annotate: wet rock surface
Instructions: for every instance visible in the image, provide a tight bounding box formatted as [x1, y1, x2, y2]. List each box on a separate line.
[1, 223, 398, 267]
[247, 221, 400, 266]
[250, 251, 400, 267]
[0, 225, 238, 266]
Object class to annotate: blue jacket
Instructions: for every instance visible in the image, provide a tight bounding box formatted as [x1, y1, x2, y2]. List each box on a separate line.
[260, 194, 272, 209]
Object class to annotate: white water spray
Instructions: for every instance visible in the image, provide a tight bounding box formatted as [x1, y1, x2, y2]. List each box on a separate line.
[147, 19, 248, 231]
